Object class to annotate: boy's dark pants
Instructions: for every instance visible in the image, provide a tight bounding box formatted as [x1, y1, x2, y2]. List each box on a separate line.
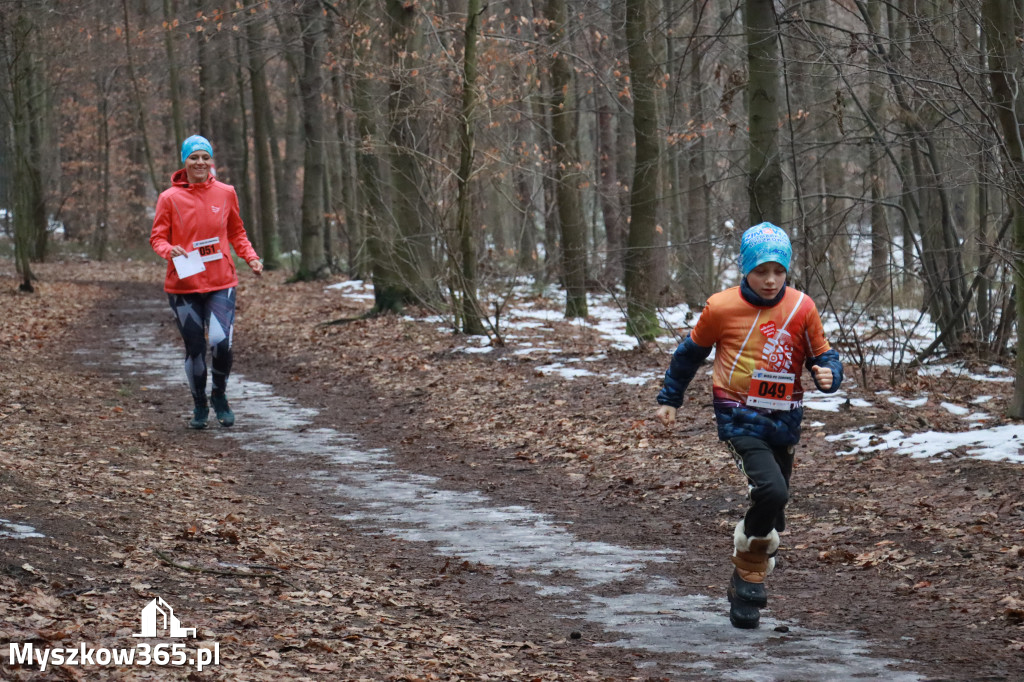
[727, 436, 794, 538]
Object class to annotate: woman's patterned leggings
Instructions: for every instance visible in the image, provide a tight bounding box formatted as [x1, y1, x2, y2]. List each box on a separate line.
[167, 287, 235, 406]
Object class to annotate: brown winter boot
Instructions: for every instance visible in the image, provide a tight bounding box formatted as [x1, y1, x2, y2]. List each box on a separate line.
[727, 521, 780, 628]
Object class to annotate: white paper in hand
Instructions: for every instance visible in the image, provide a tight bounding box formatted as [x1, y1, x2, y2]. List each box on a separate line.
[172, 250, 206, 279]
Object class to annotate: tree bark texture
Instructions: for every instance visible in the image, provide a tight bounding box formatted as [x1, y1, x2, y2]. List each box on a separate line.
[546, 0, 588, 319]
[682, 0, 712, 305]
[624, 0, 661, 341]
[162, 0, 184, 150]
[295, 0, 328, 281]
[745, 0, 782, 226]
[246, 10, 281, 270]
[981, 0, 1024, 417]
[454, 0, 486, 335]
[387, 0, 437, 305]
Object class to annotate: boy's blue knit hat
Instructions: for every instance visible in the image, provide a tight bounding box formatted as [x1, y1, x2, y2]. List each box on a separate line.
[740, 222, 792, 276]
[180, 135, 213, 164]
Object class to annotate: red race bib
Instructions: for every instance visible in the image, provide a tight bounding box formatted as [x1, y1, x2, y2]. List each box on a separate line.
[746, 369, 796, 410]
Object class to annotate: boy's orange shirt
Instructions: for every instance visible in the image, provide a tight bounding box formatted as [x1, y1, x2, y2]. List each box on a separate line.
[690, 286, 831, 407]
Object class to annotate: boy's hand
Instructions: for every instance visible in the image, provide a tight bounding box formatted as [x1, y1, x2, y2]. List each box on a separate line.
[655, 405, 677, 428]
[811, 365, 833, 389]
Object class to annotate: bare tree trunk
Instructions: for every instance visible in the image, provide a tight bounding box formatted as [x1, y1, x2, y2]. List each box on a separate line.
[246, 11, 280, 270]
[977, 155, 993, 343]
[546, 0, 588, 318]
[353, 90, 400, 311]
[746, 0, 782, 226]
[94, 69, 111, 261]
[162, 0, 184, 148]
[322, 163, 336, 270]
[892, 4, 966, 347]
[683, 0, 712, 305]
[195, 0, 212, 136]
[323, 16, 349, 274]
[351, 0, 403, 313]
[7, 4, 40, 290]
[663, 0, 684, 284]
[981, 0, 1024, 417]
[454, 0, 486, 334]
[231, 34, 254, 228]
[810, 1, 849, 296]
[866, 0, 889, 304]
[624, 0, 660, 341]
[294, 0, 328, 281]
[275, 72, 303, 256]
[596, 88, 624, 285]
[510, 0, 542, 279]
[324, 18, 367, 280]
[340, 73, 368, 280]
[121, 0, 159, 195]
[886, 4, 915, 289]
[92, 1, 115, 262]
[25, 16, 48, 263]
[601, 0, 631, 287]
[386, 0, 436, 304]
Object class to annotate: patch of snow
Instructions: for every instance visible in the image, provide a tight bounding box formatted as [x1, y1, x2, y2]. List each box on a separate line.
[536, 363, 598, 380]
[614, 375, 651, 386]
[917, 362, 1014, 383]
[940, 402, 970, 416]
[512, 347, 558, 356]
[827, 425, 1024, 463]
[0, 519, 44, 539]
[460, 346, 494, 355]
[804, 392, 873, 412]
[888, 396, 928, 408]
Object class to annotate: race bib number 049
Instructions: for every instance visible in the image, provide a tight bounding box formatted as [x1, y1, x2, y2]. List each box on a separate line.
[746, 369, 796, 410]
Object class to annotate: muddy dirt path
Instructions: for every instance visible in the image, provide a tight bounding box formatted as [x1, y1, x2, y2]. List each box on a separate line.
[3, 264, 1021, 680]
[110, 293, 923, 680]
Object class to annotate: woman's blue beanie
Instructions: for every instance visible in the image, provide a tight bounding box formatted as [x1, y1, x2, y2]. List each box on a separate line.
[740, 222, 792, 276]
[180, 135, 214, 164]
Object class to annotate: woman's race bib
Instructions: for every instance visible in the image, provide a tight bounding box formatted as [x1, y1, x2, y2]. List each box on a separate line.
[192, 237, 224, 262]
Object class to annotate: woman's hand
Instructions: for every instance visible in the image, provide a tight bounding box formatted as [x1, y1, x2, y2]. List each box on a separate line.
[168, 245, 187, 259]
[248, 258, 264, 277]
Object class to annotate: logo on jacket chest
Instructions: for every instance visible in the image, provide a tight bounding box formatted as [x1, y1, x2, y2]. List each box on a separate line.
[759, 322, 777, 338]
[210, 205, 221, 213]
[761, 323, 790, 372]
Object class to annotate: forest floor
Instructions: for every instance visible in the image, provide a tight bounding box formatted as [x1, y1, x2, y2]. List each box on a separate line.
[0, 258, 1022, 681]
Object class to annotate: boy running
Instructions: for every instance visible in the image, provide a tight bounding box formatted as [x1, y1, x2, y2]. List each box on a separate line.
[655, 222, 843, 628]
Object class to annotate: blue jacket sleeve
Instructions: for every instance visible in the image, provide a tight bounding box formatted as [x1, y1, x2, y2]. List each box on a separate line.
[656, 334, 713, 408]
[805, 348, 843, 393]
